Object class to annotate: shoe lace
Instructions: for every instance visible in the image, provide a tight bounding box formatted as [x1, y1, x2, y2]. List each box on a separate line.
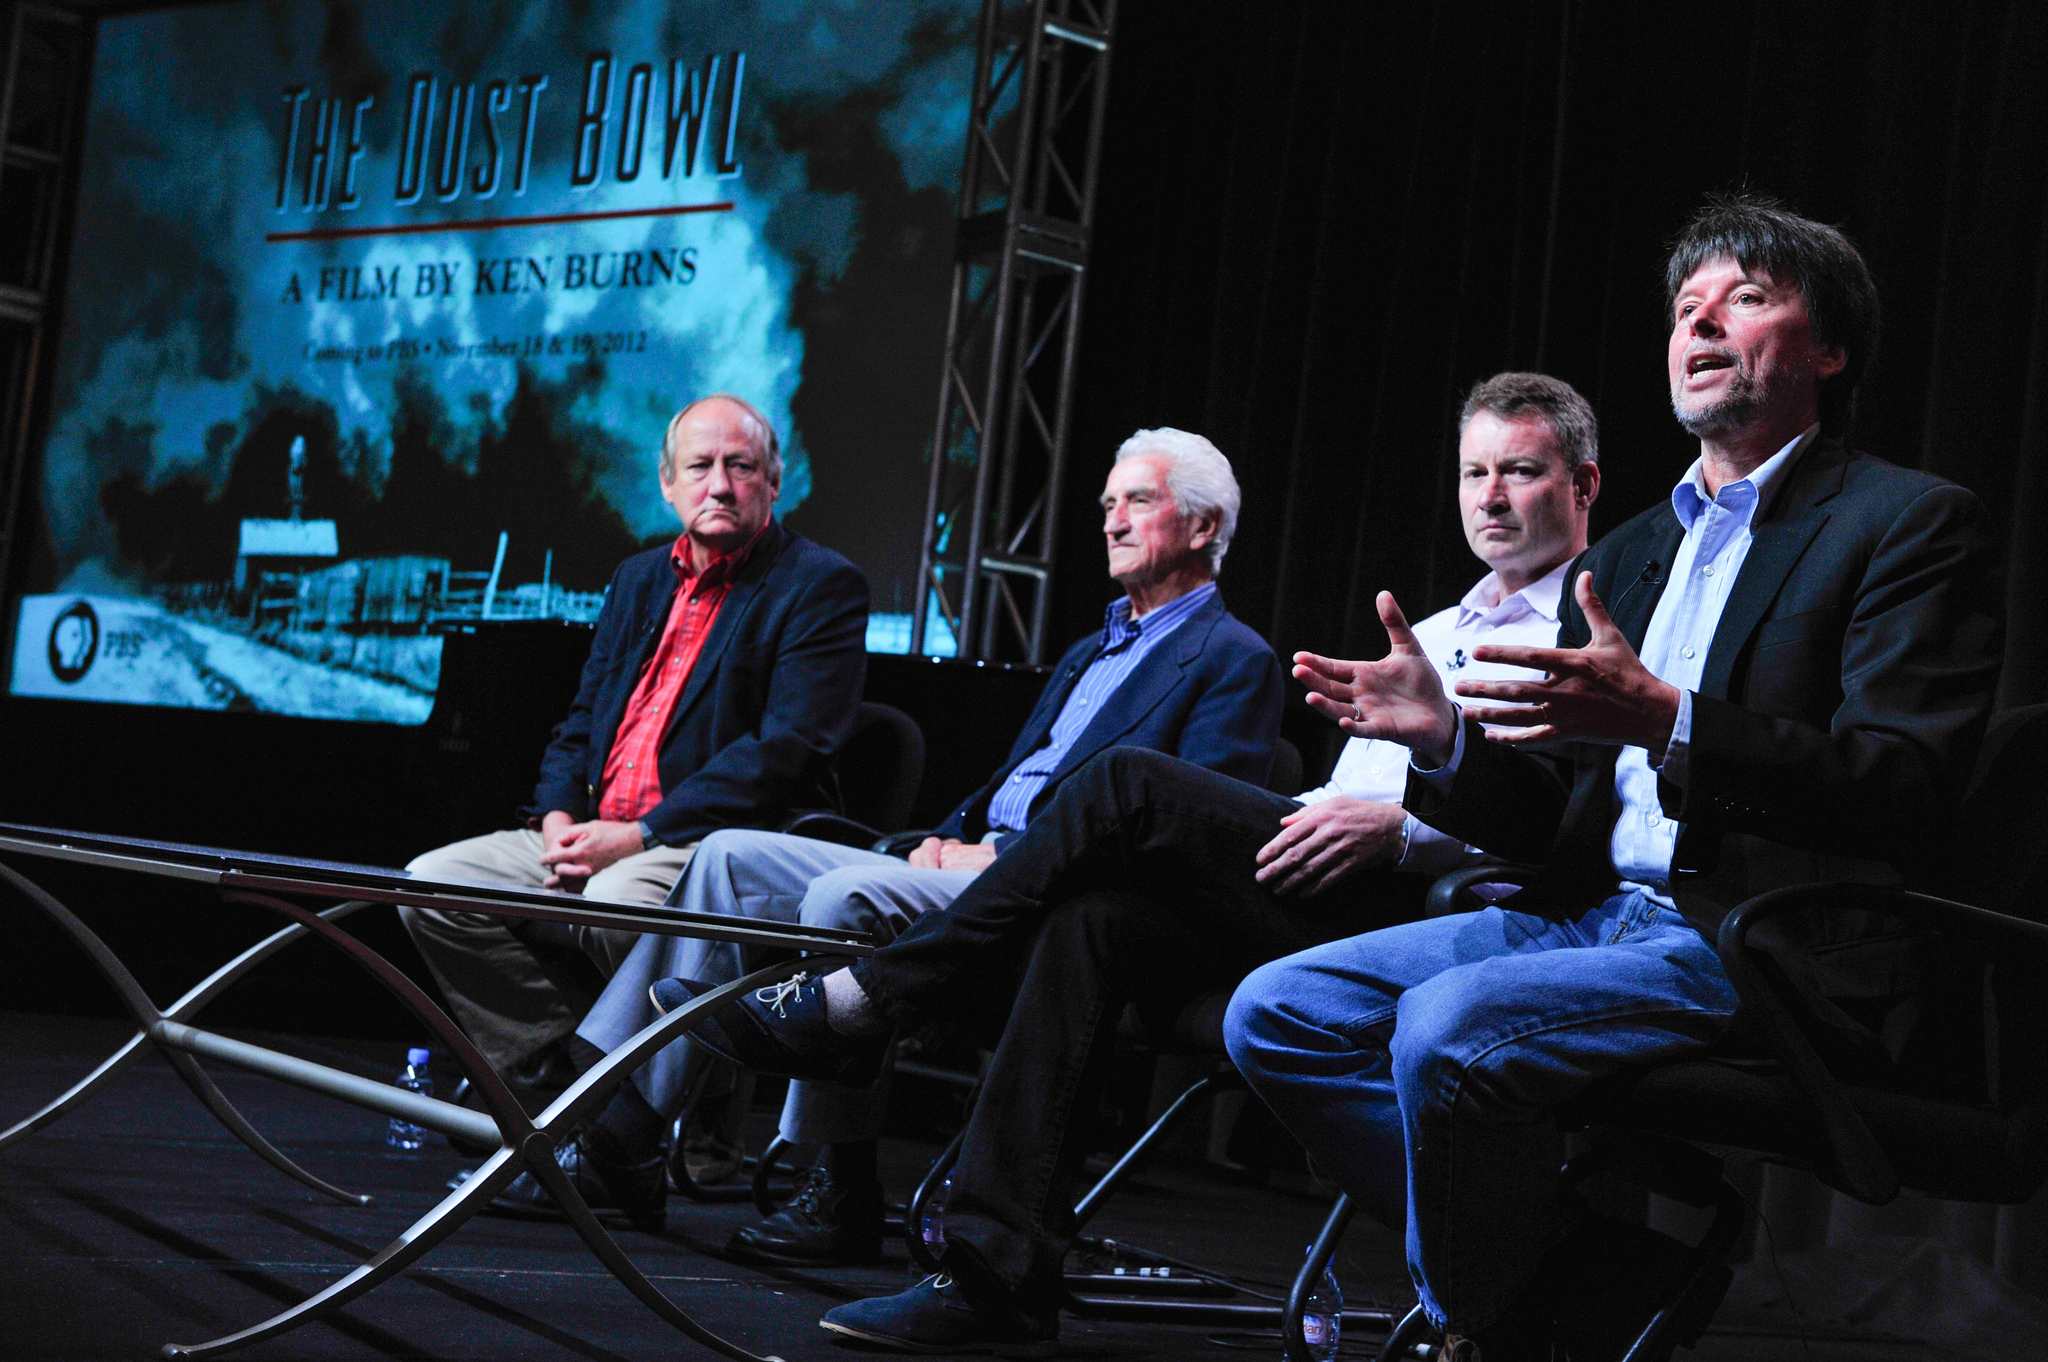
[786, 1163, 832, 1214]
[917, 1272, 955, 1294]
[752, 971, 812, 1018]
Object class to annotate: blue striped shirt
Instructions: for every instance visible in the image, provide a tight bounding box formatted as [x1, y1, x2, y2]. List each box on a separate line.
[983, 582, 1219, 835]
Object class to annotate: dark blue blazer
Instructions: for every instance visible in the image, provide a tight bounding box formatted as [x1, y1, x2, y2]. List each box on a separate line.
[934, 588, 1282, 842]
[529, 521, 870, 846]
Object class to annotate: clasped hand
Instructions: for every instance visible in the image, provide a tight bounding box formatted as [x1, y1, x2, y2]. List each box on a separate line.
[539, 811, 647, 890]
[1293, 573, 1680, 755]
[907, 837, 998, 874]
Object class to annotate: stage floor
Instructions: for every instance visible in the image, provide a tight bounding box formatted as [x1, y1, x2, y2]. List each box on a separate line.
[0, 1012, 1966, 1361]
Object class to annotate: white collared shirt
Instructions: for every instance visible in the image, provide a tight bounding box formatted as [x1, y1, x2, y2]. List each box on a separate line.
[1297, 561, 1569, 875]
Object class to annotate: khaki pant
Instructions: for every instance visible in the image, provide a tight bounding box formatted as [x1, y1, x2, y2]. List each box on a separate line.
[399, 829, 696, 1095]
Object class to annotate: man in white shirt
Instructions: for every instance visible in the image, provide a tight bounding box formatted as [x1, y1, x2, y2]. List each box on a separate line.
[1234, 194, 2001, 1361]
[1250, 372, 1597, 894]
[665, 373, 1604, 1354]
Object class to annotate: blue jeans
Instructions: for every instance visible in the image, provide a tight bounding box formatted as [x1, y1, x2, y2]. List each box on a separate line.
[1224, 891, 1738, 1333]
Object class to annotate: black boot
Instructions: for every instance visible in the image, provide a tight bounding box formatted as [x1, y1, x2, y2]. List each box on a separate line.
[725, 1144, 885, 1265]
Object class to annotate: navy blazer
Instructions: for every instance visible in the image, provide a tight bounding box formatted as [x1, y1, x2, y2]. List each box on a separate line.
[1407, 437, 2002, 941]
[529, 520, 870, 846]
[934, 588, 1282, 842]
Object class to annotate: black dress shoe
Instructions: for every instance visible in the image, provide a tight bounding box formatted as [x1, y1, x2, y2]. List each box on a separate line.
[726, 1161, 885, 1265]
[486, 1132, 667, 1232]
[649, 971, 888, 1086]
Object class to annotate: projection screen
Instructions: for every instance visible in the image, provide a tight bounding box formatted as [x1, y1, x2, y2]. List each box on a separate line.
[7, 0, 973, 723]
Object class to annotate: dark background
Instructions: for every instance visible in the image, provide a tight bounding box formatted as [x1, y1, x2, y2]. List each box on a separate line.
[5, 0, 2048, 1034]
[1051, 0, 2048, 725]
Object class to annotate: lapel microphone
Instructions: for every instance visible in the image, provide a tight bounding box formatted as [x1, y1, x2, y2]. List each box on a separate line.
[1610, 558, 1666, 617]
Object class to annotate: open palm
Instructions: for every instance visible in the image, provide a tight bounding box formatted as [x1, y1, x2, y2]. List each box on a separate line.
[1293, 591, 1462, 765]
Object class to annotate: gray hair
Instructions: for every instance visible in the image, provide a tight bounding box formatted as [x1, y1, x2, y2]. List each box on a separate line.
[1457, 372, 1599, 469]
[1113, 427, 1241, 573]
[661, 393, 782, 483]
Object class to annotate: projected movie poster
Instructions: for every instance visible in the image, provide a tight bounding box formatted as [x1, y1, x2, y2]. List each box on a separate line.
[9, 0, 972, 723]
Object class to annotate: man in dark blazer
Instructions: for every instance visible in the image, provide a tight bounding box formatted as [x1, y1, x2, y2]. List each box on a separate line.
[399, 393, 867, 1130]
[1229, 196, 2003, 1360]
[564, 426, 1281, 1240]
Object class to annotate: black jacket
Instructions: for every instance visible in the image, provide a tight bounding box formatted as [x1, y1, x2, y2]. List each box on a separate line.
[528, 521, 869, 845]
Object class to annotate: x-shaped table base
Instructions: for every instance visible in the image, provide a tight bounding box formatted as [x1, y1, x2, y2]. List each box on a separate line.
[0, 824, 873, 1361]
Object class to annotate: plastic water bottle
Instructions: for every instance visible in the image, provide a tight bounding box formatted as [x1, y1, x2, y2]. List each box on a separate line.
[916, 1173, 953, 1253]
[385, 1047, 432, 1150]
[1298, 1246, 1342, 1361]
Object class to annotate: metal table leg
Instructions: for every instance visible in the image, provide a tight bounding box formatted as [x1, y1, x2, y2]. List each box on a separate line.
[0, 861, 854, 1362]
[0, 864, 375, 1205]
[0, 901, 369, 1152]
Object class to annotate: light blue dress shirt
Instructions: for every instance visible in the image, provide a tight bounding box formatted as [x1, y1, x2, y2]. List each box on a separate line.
[982, 581, 1218, 835]
[1607, 426, 1815, 901]
[1418, 427, 1817, 907]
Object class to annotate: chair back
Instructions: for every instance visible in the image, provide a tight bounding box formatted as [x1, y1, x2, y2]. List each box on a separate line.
[1936, 703, 2048, 918]
[835, 701, 927, 834]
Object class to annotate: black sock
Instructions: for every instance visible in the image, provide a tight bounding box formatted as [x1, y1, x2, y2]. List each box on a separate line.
[565, 1036, 664, 1165]
[824, 1139, 879, 1185]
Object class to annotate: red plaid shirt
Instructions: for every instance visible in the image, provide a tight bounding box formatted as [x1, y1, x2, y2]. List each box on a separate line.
[597, 525, 766, 824]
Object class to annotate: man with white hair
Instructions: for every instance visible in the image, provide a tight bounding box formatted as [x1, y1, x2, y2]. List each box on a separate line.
[398, 393, 868, 1176]
[536, 427, 1283, 1242]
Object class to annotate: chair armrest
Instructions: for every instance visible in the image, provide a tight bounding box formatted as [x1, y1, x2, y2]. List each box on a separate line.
[1713, 883, 2048, 1203]
[1425, 864, 1538, 919]
[1717, 884, 1898, 1203]
[779, 812, 888, 850]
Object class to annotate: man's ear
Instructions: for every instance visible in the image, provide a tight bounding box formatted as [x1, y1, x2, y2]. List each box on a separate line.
[1816, 344, 1848, 381]
[1574, 460, 1601, 510]
[1185, 510, 1220, 550]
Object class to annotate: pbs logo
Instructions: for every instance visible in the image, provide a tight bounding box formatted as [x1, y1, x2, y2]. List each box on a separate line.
[47, 600, 100, 684]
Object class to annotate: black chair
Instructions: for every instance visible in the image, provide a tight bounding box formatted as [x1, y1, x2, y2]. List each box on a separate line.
[1378, 703, 2048, 1362]
[778, 700, 928, 846]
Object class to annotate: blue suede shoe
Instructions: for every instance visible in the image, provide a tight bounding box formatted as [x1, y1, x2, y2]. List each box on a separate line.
[649, 972, 887, 1086]
[819, 1274, 1057, 1356]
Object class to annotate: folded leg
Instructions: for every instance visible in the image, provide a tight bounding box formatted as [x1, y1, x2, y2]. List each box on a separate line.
[851, 748, 1311, 1023]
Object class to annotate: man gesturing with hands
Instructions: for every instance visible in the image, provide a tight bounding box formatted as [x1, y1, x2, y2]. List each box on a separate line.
[1301, 569, 1679, 764]
[1227, 195, 2004, 1362]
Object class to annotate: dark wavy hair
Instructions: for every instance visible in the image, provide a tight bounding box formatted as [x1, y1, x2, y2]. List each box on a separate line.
[1663, 193, 1880, 436]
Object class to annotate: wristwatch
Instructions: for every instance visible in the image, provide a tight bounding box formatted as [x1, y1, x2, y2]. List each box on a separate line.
[638, 820, 655, 851]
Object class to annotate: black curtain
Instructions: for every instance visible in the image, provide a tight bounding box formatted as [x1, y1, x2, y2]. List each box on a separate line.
[1053, 0, 2048, 710]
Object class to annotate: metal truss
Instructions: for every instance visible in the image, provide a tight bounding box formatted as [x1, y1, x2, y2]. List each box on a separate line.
[910, 0, 1117, 662]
